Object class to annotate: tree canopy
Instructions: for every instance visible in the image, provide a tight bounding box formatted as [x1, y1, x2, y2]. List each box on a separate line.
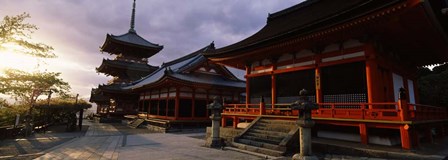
[0, 69, 70, 106]
[0, 13, 55, 58]
[418, 63, 448, 107]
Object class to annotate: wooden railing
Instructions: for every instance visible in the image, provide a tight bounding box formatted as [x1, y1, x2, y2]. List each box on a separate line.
[408, 104, 448, 121]
[223, 102, 448, 122]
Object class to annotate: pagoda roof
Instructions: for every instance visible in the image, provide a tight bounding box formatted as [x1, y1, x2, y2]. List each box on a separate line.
[205, 0, 448, 66]
[100, 32, 163, 58]
[89, 88, 110, 104]
[123, 43, 245, 90]
[96, 59, 158, 74]
[100, 0, 163, 57]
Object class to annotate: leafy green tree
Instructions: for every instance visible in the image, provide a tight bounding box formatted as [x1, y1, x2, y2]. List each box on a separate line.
[418, 63, 448, 107]
[0, 69, 70, 107]
[0, 13, 55, 58]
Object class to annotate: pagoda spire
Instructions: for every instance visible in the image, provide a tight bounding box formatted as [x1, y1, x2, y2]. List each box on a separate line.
[129, 0, 137, 33]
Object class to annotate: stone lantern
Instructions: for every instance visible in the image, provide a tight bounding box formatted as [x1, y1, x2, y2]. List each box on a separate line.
[291, 89, 318, 160]
[206, 96, 223, 148]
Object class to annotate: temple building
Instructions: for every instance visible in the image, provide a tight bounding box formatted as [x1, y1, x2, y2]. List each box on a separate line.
[124, 43, 245, 131]
[204, 0, 448, 154]
[90, 0, 163, 116]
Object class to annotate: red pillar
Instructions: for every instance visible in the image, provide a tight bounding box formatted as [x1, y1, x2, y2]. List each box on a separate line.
[221, 117, 226, 127]
[359, 123, 368, 144]
[365, 44, 380, 108]
[271, 74, 276, 111]
[315, 66, 322, 103]
[233, 116, 239, 129]
[245, 65, 251, 107]
[398, 91, 409, 121]
[400, 125, 412, 150]
[175, 87, 179, 120]
[260, 97, 266, 115]
[192, 89, 195, 119]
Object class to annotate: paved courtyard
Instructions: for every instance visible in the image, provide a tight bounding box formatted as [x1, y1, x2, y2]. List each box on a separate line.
[34, 121, 262, 160]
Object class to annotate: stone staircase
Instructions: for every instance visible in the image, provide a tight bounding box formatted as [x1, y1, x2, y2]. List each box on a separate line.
[128, 118, 145, 128]
[231, 117, 299, 157]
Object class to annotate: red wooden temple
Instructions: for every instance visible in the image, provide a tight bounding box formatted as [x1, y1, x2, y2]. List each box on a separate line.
[204, 0, 448, 149]
[124, 43, 245, 130]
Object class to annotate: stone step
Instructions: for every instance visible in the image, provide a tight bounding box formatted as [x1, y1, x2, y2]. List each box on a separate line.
[255, 123, 295, 130]
[248, 128, 289, 137]
[240, 135, 283, 145]
[258, 119, 296, 125]
[237, 138, 286, 151]
[129, 119, 145, 128]
[252, 125, 292, 133]
[244, 132, 284, 142]
[230, 141, 284, 157]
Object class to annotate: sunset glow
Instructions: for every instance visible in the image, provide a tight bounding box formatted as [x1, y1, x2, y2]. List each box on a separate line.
[0, 43, 44, 74]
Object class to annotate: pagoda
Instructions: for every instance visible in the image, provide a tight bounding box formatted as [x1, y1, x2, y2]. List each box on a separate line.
[90, 0, 163, 116]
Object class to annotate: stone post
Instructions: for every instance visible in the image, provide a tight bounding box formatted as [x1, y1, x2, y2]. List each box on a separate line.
[291, 89, 319, 160]
[206, 96, 223, 148]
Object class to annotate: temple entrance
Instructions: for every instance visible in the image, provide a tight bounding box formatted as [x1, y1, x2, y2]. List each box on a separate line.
[249, 75, 271, 104]
[321, 62, 367, 104]
[276, 69, 316, 103]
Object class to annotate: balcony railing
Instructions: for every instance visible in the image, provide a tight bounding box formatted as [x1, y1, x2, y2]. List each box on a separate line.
[223, 101, 448, 122]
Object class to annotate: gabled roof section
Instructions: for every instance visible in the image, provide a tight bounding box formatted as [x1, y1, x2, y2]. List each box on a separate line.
[123, 42, 245, 90]
[205, 0, 404, 57]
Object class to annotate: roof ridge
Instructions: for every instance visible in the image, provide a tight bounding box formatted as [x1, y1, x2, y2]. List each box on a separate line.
[267, 0, 319, 22]
[163, 42, 214, 66]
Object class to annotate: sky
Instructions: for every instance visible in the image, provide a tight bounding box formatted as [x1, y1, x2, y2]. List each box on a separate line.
[0, 0, 302, 108]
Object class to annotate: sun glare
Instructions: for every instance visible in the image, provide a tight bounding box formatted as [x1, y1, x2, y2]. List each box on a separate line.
[0, 43, 43, 74]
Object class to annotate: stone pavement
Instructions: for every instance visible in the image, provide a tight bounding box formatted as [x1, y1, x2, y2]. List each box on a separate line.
[35, 121, 262, 160]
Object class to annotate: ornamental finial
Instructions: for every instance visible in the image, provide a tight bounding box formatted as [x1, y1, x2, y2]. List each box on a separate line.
[129, 0, 137, 33]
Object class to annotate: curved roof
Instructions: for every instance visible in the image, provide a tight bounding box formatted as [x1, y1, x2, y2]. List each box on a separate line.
[205, 0, 404, 56]
[100, 31, 163, 58]
[124, 43, 245, 90]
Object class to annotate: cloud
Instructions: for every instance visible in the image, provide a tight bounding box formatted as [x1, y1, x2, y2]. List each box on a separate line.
[0, 0, 302, 104]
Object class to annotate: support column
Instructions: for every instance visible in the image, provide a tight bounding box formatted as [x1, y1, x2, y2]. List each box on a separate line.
[398, 88, 409, 121]
[245, 65, 251, 107]
[359, 123, 368, 144]
[365, 45, 380, 107]
[259, 96, 266, 115]
[315, 66, 322, 103]
[271, 74, 276, 110]
[192, 89, 196, 118]
[175, 87, 179, 119]
[221, 117, 226, 127]
[400, 125, 412, 150]
[233, 116, 239, 129]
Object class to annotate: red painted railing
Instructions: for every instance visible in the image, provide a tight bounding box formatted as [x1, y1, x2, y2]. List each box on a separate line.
[223, 102, 448, 122]
[408, 104, 448, 121]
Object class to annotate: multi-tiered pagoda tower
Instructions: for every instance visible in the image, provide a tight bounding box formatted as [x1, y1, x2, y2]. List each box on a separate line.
[90, 0, 163, 116]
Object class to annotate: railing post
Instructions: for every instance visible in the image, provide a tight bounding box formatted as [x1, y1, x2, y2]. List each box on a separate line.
[260, 96, 266, 115]
[398, 88, 409, 121]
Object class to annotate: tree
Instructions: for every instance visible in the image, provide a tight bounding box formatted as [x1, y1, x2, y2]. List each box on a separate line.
[0, 13, 55, 58]
[0, 69, 70, 106]
[418, 63, 448, 107]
